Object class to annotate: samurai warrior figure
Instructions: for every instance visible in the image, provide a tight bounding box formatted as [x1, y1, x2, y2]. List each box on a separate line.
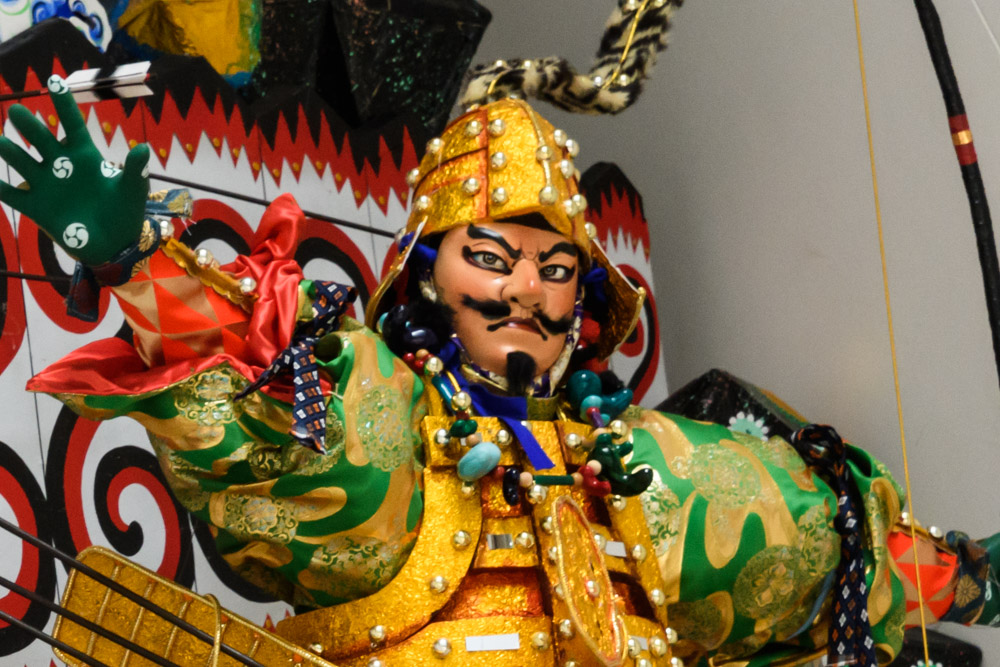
[3, 76, 1000, 667]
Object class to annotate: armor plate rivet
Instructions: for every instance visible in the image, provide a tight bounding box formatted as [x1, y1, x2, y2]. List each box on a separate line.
[515, 532, 535, 550]
[531, 631, 551, 651]
[452, 530, 471, 549]
[432, 638, 451, 658]
[428, 575, 448, 593]
[527, 484, 548, 504]
[488, 119, 506, 137]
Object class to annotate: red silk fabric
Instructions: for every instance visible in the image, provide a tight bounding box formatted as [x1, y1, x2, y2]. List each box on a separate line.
[27, 194, 307, 403]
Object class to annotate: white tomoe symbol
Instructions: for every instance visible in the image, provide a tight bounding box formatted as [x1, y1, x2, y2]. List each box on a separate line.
[46, 75, 68, 95]
[52, 157, 73, 179]
[62, 223, 89, 249]
[100, 161, 122, 178]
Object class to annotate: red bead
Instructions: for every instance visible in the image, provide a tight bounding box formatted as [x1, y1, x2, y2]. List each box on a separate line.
[491, 465, 506, 480]
[580, 317, 601, 343]
[586, 406, 604, 427]
[403, 352, 416, 366]
[414, 358, 426, 372]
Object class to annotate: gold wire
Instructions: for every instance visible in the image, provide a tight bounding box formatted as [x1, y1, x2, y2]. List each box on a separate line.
[205, 593, 222, 667]
[444, 370, 464, 397]
[486, 0, 655, 101]
[601, 0, 652, 89]
[852, 1, 931, 664]
[486, 65, 516, 99]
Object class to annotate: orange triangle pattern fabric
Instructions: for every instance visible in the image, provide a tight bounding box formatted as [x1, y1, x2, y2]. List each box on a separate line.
[115, 252, 252, 366]
[27, 195, 307, 405]
[887, 530, 958, 624]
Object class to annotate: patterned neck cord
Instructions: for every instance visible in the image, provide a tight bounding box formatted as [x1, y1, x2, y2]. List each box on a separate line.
[401, 348, 643, 503]
[402, 350, 506, 483]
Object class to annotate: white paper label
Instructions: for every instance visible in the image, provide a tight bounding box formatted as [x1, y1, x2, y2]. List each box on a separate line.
[604, 540, 627, 558]
[465, 633, 521, 652]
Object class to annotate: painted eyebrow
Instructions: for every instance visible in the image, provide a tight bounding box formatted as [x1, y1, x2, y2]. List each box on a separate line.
[467, 224, 522, 259]
[538, 242, 579, 263]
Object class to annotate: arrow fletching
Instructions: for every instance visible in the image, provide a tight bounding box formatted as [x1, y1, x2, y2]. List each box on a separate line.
[64, 61, 153, 102]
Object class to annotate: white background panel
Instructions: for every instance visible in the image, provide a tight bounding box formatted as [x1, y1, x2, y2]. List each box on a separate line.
[476, 0, 1000, 658]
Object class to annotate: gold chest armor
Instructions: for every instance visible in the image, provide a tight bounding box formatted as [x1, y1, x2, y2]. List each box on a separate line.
[277, 407, 678, 667]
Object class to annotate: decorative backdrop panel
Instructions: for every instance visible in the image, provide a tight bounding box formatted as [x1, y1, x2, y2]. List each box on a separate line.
[0, 23, 668, 665]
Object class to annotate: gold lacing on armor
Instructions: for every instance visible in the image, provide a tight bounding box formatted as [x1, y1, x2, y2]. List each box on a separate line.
[275, 392, 676, 665]
[205, 593, 223, 667]
[53, 546, 335, 666]
[160, 237, 258, 311]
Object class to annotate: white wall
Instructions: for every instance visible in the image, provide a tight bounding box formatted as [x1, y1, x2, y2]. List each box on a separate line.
[477, 0, 1000, 659]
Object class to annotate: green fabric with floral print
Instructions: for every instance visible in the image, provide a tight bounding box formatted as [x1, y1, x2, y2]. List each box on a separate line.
[626, 412, 907, 665]
[78, 325, 427, 608]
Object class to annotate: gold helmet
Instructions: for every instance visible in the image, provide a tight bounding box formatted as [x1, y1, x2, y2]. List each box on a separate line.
[366, 98, 644, 361]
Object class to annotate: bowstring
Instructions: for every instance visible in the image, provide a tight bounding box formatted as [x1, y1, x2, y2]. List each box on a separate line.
[851, 2, 931, 664]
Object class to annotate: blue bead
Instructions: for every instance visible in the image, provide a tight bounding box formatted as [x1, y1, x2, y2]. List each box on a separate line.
[457, 442, 501, 481]
[502, 466, 522, 505]
[404, 326, 437, 349]
[431, 375, 454, 403]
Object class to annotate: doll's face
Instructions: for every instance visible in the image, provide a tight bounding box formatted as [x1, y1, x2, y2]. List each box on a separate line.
[433, 221, 579, 378]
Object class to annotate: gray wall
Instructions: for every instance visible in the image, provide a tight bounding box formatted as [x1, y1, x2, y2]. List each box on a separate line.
[476, 0, 1000, 658]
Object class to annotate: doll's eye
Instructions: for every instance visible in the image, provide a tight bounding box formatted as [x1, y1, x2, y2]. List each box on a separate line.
[540, 264, 575, 282]
[466, 250, 510, 272]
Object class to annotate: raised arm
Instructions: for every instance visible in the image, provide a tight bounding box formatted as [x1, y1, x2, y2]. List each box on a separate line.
[0, 75, 150, 266]
[0, 78, 278, 369]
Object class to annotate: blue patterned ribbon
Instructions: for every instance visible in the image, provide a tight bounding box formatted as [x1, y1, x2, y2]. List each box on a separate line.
[236, 281, 356, 454]
[790, 424, 878, 667]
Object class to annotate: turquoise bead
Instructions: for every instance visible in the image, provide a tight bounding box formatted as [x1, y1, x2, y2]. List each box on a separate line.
[602, 388, 633, 419]
[567, 370, 602, 411]
[457, 442, 501, 481]
[579, 395, 603, 421]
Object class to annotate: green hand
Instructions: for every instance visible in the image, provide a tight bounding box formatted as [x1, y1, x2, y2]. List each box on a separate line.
[0, 75, 150, 266]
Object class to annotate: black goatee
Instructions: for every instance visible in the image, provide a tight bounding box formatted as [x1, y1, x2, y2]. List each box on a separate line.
[505, 351, 536, 396]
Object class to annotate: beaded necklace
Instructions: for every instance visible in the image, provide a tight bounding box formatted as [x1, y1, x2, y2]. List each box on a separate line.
[402, 350, 654, 503]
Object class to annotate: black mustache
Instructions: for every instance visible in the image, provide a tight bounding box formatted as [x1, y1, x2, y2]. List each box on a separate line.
[461, 294, 511, 319]
[461, 294, 574, 339]
[535, 311, 573, 335]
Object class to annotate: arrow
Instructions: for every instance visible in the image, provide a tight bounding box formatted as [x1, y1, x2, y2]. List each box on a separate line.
[0, 62, 153, 104]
